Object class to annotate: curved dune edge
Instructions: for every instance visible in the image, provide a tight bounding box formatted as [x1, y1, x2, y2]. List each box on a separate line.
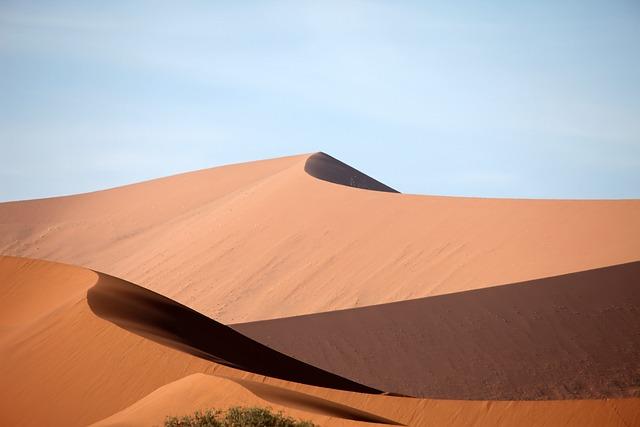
[91, 373, 402, 427]
[304, 152, 399, 193]
[234, 261, 640, 400]
[87, 270, 381, 395]
[0, 256, 384, 427]
[1, 256, 640, 427]
[92, 373, 640, 427]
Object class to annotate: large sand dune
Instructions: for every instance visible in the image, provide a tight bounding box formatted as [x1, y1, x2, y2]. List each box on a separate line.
[1, 153, 639, 324]
[1, 153, 639, 425]
[2, 256, 639, 427]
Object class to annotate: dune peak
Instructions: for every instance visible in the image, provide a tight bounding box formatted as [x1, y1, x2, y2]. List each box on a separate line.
[304, 152, 399, 193]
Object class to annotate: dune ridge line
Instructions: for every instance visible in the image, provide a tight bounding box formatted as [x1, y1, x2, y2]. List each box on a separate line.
[86, 269, 384, 395]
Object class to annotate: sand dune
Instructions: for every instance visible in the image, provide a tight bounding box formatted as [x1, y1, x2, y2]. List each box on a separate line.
[87, 268, 379, 394]
[2, 153, 640, 426]
[1, 153, 638, 323]
[92, 373, 640, 427]
[3, 256, 639, 426]
[0, 256, 384, 426]
[0, 256, 219, 426]
[235, 261, 640, 399]
[91, 374, 399, 427]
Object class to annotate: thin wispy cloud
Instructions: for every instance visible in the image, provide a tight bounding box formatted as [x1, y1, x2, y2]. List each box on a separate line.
[1, 1, 639, 200]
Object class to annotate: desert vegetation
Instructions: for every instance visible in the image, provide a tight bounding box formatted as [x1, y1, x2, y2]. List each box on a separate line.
[164, 406, 316, 427]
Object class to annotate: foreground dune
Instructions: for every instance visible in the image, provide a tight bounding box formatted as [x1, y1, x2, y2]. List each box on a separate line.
[2, 256, 639, 427]
[0, 256, 381, 426]
[91, 374, 397, 427]
[1, 153, 639, 323]
[92, 373, 640, 427]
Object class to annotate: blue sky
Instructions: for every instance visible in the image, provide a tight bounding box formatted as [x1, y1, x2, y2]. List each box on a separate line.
[1, 1, 639, 201]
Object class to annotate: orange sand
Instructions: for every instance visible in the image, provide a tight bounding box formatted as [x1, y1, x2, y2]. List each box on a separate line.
[1, 256, 638, 427]
[1, 153, 639, 426]
[0, 153, 638, 323]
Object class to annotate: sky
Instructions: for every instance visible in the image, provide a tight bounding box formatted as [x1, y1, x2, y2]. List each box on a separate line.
[1, 0, 639, 201]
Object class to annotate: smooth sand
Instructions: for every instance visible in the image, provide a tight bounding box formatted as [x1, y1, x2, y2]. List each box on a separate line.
[1, 153, 639, 323]
[92, 373, 640, 427]
[235, 261, 640, 399]
[2, 256, 639, 427]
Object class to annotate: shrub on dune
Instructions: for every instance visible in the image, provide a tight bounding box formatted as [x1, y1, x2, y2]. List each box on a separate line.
[164, 406, 315, 427]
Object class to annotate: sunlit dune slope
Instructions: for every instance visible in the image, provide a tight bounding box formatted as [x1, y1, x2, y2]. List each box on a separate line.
[1, 153, 639, 322]
[0, 256, 376, 426]
[91, 374, 398, 427]
[93, 373, 640, 427]
[235, 261, 640, 399]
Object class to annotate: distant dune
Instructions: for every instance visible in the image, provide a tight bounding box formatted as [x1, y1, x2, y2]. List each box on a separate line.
[1, 153, 638, 323]
[1, 153, 639, 426]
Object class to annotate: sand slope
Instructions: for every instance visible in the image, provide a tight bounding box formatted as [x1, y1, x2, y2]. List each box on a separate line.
[0, 256, 389, 426]
[91, 374, 397, 427]
[1, 153, 639, 323]
[3, 256, 639, 426]
[235, 261, 640, 399]
[87, 267, 379, 394]
[93, 373, 640, 427]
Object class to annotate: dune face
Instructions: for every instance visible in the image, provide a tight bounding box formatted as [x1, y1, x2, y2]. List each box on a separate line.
[1, 153, 638, 324]
[91, 373, 640, 427]
[87, 272, 380, 394]
[0, 256, 385, 426]
[0, 256, 218, 426]
[10, 256, 638, 427]
[304, 152, 400, 193]
[235, 261, 640, 399]
[91, 374, 400, 427]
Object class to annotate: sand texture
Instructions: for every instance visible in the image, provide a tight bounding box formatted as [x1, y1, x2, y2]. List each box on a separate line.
[235, 261, 640, 399]
[2, 256, 639, 426]
[0, 153, 639, 323]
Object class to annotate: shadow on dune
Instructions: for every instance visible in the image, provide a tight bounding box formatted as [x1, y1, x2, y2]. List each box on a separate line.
[86, 274, 383, 396]
[304, 152, 400, 193]
[235, 261, 640, 400]
[225, 376, 403, 425]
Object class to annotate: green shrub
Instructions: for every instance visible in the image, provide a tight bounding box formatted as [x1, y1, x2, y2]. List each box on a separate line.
[165, 407, 315, 427]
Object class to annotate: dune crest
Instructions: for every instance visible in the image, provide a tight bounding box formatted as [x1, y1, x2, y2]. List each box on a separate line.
[87, 271, 380, 394]
[92, 373, 640, 427]
[91, 374, 400, 427]
[1, 153, 638, 323]
[304, 152, 399, 193]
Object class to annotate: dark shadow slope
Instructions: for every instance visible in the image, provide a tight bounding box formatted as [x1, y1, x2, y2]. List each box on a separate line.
[234, 261, 640, 400]
[304, 152, 400, 193]
[87, 274, 382, 395]
[225, 377, 403, 425]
